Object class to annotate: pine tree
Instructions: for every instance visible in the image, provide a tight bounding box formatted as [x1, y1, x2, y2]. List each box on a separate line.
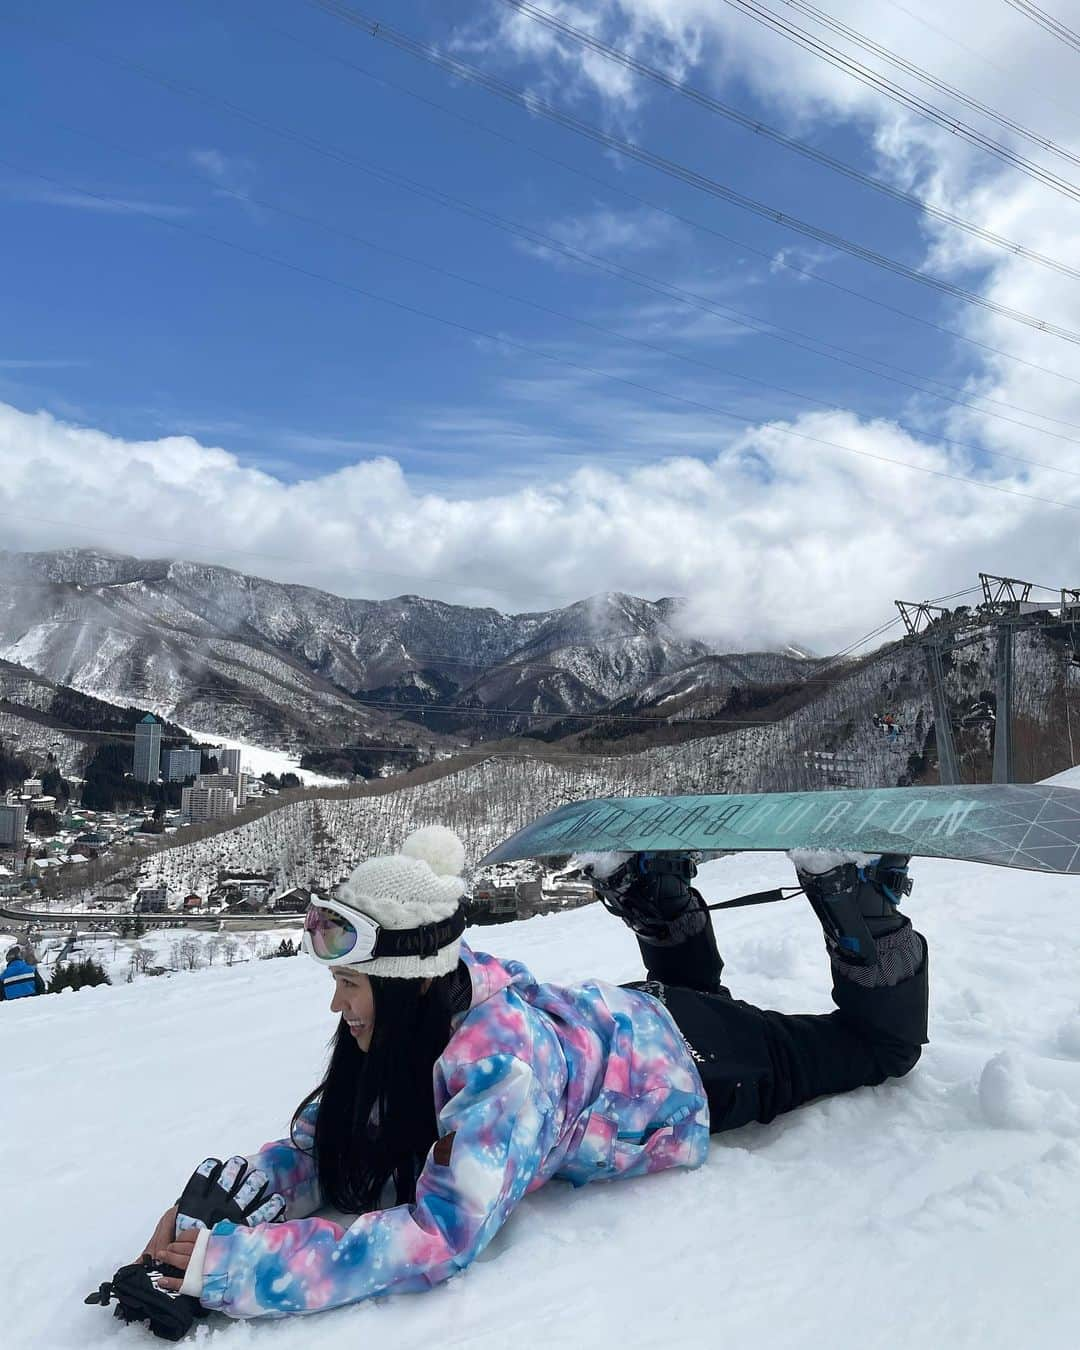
[48, 956, 112, 993]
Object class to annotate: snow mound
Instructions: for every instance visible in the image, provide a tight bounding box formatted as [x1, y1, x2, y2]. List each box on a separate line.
[978, 1052, 1043, 1130]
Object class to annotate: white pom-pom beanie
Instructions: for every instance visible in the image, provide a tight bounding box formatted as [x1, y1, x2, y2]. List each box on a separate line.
[333, 825, 467, 978]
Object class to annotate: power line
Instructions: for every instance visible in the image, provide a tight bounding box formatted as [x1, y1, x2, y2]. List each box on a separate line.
[491, 0, 1080, 280]
[772, 0, 1080, 163]
[5, 154, 1080, 531]
[1002, 0, 1080, 56]
[882, 1, 1080, 130]
[30, 111, 1080, 481]
[245, 5, 1080, 411]
[19, 10, 1080, 416]
[307, 1, 1080, 346]
[719, 0, 1080, 197]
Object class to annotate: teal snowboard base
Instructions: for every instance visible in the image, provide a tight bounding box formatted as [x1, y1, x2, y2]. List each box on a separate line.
[480, 785, 1080, 875]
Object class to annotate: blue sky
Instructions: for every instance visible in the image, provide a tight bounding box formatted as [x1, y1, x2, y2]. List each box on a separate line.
[0, 0, 974, 489]
[0, 0, 1077, 640]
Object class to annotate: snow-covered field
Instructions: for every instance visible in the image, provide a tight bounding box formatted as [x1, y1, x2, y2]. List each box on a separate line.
[5, 779, 1080, 1347]
[185, 733, 347, 789]
[31, 923, 306, 987]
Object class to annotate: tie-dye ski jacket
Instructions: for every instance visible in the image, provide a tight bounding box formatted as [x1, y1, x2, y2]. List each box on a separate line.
[197, 942, 709, 1319]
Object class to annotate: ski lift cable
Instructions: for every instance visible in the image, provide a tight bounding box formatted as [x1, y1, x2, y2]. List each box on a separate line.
[306, 2, 1080, 347]
[17, 8, 1080, 412]
[6, 161, 1080, 527]
[26, 109, 1080, 478]
[1001, 0, 1080, 56]
[717, 0, 1080, 195]
[491, 0, 1080, 272]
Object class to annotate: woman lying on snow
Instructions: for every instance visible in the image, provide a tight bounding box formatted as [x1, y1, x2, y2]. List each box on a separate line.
[138, 826, 928, 1325]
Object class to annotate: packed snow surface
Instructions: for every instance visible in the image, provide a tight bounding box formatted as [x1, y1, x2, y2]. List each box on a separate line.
[6, 849, 1080, 1347]
[181, 731, 347, 788]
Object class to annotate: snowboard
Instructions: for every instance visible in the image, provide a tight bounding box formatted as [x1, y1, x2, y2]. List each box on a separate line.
[479, 784, 1080, 875]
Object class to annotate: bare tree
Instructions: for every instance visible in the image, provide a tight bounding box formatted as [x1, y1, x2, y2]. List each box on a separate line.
[127, 943, 156, 981]
[173, 936, 202, 972]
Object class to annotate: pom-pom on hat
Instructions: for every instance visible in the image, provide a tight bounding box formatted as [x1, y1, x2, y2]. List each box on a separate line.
[333, 825, 467, 978]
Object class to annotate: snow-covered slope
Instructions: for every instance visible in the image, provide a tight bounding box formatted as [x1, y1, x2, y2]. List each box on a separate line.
[5, 848, 1080, 1347]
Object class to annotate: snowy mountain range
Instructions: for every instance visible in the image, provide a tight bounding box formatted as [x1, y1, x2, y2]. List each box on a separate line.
[0, 548, 793, 749]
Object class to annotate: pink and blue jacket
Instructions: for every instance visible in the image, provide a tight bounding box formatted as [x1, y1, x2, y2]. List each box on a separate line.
[197, 943, 709, 1319]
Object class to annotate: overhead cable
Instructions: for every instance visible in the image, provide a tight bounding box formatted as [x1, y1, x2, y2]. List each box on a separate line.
[14, 10, 1080, 405]
[719, 0, 1080, 198]
[491, 0, 1080, 280]
[1002, 0, 1080, 56]
[305, 1, 1080, 345]
[237, 6, 1080, 412]
[32, 110, 1080, 478]
[4, 154, 1080, 527]
[774, 0, 1080, 162]
[10, 150, 1080, 521]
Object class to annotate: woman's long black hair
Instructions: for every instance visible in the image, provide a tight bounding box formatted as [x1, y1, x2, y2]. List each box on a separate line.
[291, 971, 458, 1212]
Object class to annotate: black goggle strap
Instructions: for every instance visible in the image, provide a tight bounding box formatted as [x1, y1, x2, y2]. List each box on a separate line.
[368, 907, 467, 961]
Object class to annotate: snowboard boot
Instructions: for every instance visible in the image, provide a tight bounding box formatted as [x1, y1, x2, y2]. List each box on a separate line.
[587, 853, 725, 993]
[793, 853, 916, 970]
[794, 852, 928, 1068]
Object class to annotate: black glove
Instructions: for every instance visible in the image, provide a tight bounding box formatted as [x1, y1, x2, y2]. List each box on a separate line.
[586, 852, 700, 937]
[176, 1156, 286, 1232]
[85, 1256, 205, 1342]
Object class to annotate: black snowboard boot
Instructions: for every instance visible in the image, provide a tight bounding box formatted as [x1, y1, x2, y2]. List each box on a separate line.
[587, 853, 725, 993]
[793, 853, 918, 973]
[794, 852, 928, 1068]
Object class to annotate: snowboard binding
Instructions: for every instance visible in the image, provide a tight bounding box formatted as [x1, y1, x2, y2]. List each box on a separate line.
[85, 1254, 207, 1342]
[586, 852, 702, 940]
[795, 855, 912, 966]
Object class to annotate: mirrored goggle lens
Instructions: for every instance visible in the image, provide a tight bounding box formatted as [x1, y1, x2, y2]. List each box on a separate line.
[304, 906, 358, 961]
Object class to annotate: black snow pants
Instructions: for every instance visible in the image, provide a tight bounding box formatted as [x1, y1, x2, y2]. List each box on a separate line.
[626, 920, 929, 1135]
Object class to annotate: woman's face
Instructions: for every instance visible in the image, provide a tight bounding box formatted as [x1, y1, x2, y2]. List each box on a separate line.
[330, 967, 375, 1051]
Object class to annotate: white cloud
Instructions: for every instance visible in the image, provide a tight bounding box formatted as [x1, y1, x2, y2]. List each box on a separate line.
[453, 0, 705, 119]
[187, 149, 261, 220]
[769, 246, 831, 282]
[188, 149, 254, 191]
[516, 205, 684, 267]
[454, 4, 1080, 508]
[0, 360, 86, 370]
[2, 182, 191, 217]
[6, 6, 1079, 656]
[1, 398, 1077, 652]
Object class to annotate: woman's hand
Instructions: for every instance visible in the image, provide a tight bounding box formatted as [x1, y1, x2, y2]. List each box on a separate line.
[139, 1205, 179, 1264]
[155, 1228, 201, 1292]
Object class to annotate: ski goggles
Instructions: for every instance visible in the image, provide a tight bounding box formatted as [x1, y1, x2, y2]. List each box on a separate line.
[302, 894, 466, 968]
